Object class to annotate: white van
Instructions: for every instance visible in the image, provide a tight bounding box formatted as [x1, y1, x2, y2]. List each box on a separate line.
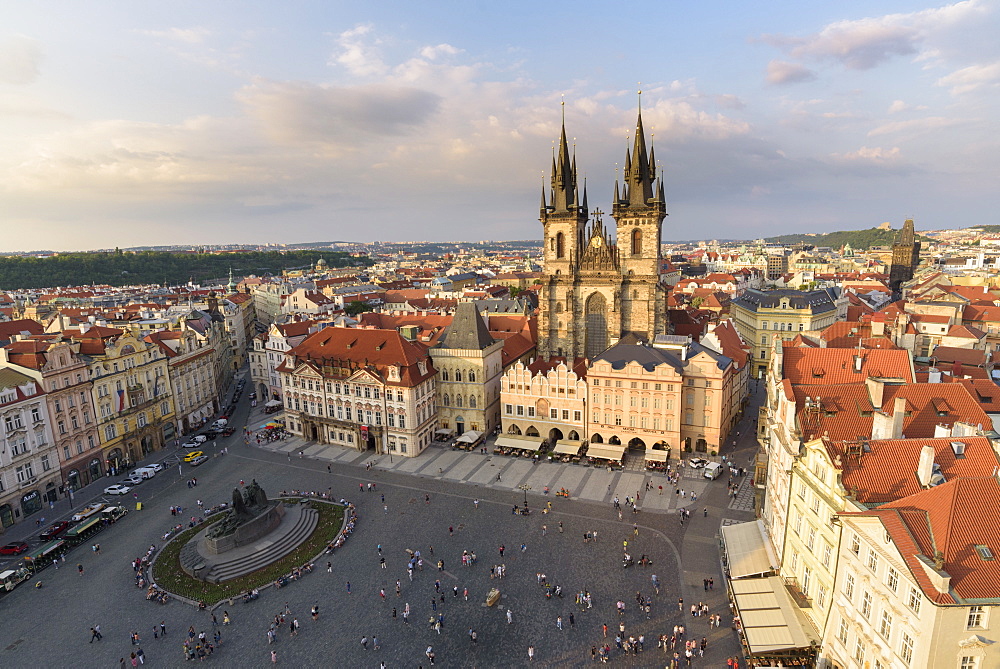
[130, 466, 156, 480]
[704, 462, 724, 480]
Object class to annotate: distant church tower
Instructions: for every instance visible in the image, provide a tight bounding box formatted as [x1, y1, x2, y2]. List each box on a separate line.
[888, 219, 920, 293]
[537, 102, 668, 360]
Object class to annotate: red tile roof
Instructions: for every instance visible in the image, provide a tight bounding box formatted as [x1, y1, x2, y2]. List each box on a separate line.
[0, 319, 44, 344]
[781, 347, 914, 385]
[279, 327, 436, 387]
[830, 436, 999, 508]
[854, 476, 1000, 603]
[929, 346, 988, 367]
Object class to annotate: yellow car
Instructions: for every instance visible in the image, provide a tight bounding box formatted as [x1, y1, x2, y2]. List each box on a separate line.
[183, 451, 204, 462]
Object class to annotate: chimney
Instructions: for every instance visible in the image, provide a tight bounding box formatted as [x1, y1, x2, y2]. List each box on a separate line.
[79, 322, 91, 334]
[853, 354, 863, 373]
[865, 377, 885, 408]
[891, 396, 906, 438]
[916, 445, 935, 487]
[871, 319, 885, 337]
[927, 367, 942, 383]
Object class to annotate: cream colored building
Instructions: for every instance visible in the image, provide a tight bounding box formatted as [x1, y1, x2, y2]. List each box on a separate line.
[824, 477, 1000, 669]
[500, 358, 588, 446]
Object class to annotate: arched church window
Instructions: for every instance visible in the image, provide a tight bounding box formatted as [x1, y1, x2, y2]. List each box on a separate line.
[455, 395, 463, 408]
[442, 370, 450, 381]
[454, 370, 463, 382]
[443, 393, 450, 406]
[469, 395, 477, 408]
[555, 302, 562, 313]
[468, 372, 476, 382]
[631, 228, 642, 256]
[556, 232, 565, 258]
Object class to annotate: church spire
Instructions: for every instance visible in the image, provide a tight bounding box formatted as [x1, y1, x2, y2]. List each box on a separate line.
[550, 98, 576, 211]
[626, 90, 654, 207]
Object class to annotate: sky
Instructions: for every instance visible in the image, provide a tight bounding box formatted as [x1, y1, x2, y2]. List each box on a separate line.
[1, 1, 998, 251]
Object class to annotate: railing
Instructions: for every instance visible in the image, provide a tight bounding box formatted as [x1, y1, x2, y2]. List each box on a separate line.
[783, 576, 812, 607]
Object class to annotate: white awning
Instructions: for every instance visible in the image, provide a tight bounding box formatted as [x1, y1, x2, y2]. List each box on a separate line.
[455, 430, 484, 444]
[264, 400, 282, 408]
[434, 428, 455, 436]
[552, 440, 583, 455]
[721, 520, 780, 579]
[644, 449, 669, 463]
[495, 435, 540, 450]
[586, 444, 626, 461]
[729, 576, 819, 654]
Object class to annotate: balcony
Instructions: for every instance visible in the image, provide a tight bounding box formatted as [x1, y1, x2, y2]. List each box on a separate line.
[783, 576, 812, 608]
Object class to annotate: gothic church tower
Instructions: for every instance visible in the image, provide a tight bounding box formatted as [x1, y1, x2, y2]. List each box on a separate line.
[537, 103, 668, 360]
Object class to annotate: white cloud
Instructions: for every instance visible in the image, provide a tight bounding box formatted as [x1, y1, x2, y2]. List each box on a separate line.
[419, 44, 461, 60]
[763, 1, 991, 72]
[136, 27, 211, 44]
[867, 116, 964, 137]
[0, 35, 42, 85]
[766, 60, 816, 85]
[832, 146, 902, 162]
[936, 61, 1000, 94]
[331, 23, 387, 77]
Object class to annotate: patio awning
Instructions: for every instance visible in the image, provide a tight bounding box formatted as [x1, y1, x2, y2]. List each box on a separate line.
[435, 428, 455, 436]
[729, 576, 819, 654]
[264, 400, 282, 408]
[644, 449, 669, 463]
[721, 520, 780, 579]
[455, 430, 484, 444]
[552, 440, 583, 455]
[495, 435, 540, 450]
[586, 444, 626, 461]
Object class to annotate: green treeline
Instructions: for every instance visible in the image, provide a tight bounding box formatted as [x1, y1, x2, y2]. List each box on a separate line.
[0, 251, 371, 290]
[765, 227, 931, 250]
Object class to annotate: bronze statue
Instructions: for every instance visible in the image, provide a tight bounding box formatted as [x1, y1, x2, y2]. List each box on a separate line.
[232, 488, 248, 517]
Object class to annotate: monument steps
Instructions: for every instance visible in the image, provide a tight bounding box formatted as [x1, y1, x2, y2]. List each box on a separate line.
[204, 506, 319, 583]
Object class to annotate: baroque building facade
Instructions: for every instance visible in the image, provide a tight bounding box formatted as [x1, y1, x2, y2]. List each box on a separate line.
[537, 108, 668, 360]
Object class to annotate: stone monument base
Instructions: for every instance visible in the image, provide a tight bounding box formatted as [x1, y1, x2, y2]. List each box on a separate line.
[204, 502, 285, 555]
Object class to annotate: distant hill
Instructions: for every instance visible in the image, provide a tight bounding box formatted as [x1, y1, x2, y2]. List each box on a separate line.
[0, 250, 370, 290]
[765, 227, 931, 250]
[967, 225, 1000, 234]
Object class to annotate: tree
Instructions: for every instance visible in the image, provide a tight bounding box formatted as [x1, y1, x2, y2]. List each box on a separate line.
[344, 301, 374, 316]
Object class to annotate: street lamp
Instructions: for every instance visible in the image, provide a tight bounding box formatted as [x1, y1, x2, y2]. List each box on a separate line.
[518, 483, 531, 507]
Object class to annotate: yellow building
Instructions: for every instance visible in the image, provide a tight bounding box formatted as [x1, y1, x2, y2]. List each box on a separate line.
[731, 288, 842, 377]
[68, 325, 176, 474]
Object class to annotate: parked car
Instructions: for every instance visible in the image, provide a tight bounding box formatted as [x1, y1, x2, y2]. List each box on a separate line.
[104, 484, 132, 496]
[183, 451, 204, 462]
[181, 439, 202, 449]
[147, 463, 164, 472]
[687, 457, 709, 469]
[0, 541, 29, 555]
[221, 426, 236, 437]
[704, 462, 724, 480]
[39, 520, 71, 541]
[190, 455, 209, 467]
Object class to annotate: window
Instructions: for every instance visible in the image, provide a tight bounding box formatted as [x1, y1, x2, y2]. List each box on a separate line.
[793, 511, 803, 536]
[879, 610, 892, 639]
[887, 567, 899, 593]
[867, 549, 879, 572]
[861, 591, 872, 618]
[41, 454, 51, 471]
[822, 544, 833, 568]
[516, 405, 524, 416]
[797, 481, 807, 499]
[906, 587, 921, 614]
[806, 526, 816, 551]
[960, 657, 979, 669]
[526, 406, 534, 417]
[550, 408, 558, 419]
[505, 404, 513, 415]
[468, 372, 475, 382]
[388, 414, 395, 428]
[850, 534, 861, 556]
[816, 585, 826, 609]
[854, 639, 865, 664]
[967, 606, 986, 629]
[790, 551, 799, 571]
[810, 496, 820, 515]
[398, 415, 405, 429]
[562, 409, 569, 420]
[573, 410, 581, 422]
[900, 633, 913, 665]
[838, 618, 849, 644]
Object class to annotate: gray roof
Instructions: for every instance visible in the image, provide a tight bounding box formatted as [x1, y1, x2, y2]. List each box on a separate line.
[594, 340, 732, 373]
[731, 288, 837, 315]
[440, 302, 496, 350]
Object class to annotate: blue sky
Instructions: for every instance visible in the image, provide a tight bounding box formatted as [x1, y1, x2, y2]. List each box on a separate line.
[1, 1, 998, 251]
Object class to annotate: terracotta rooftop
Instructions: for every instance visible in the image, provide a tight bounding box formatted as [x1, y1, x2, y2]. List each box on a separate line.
[854, 476, 1000, 603]
[929, 346, 988, 367]
[781, 347, 914, 385]
[0, 319, 44, 345]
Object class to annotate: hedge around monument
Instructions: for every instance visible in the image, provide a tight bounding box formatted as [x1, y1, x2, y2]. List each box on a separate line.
[151, 499, 345, 606]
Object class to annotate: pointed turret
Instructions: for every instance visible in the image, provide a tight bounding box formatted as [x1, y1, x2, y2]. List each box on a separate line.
[896, 219, 916, 246]
[550, 112, 576, 211]
[539, 184, 548, 216]
[626, 110, 654, 207]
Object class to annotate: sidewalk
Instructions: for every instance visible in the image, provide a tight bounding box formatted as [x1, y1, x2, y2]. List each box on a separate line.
[249, 423, 727, 514]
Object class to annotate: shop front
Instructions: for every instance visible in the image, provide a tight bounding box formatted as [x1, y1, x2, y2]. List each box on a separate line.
[20, 489, 42, 518]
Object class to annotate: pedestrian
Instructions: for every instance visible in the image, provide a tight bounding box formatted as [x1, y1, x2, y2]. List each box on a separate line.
[346, 581, 351, 594]
[557, 615, 563, 630]
[463, 587, 468, 601]
[380, 556, 386, 569]
[271, 649, 277, 664]
[520, 543, 527, 552]
[603, 623, 608, 637]
[384, 505, 388, 514]
[449, 525, 453, 536]
[558, 521, 563, 533]
[90, 627, 102, 643]
[528, 645, 535, 662]
[136, 647, 145, 664]
[327, 561, 333, 573]
[159, 622, 166, 636]
[361, 635, 368, 650]
[499, 544, 505, 557]
[633, 523, 639, 536]
[704, 507, 708, 517]
[507, 608, 513, 624]
[77, 563, 84, 576]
